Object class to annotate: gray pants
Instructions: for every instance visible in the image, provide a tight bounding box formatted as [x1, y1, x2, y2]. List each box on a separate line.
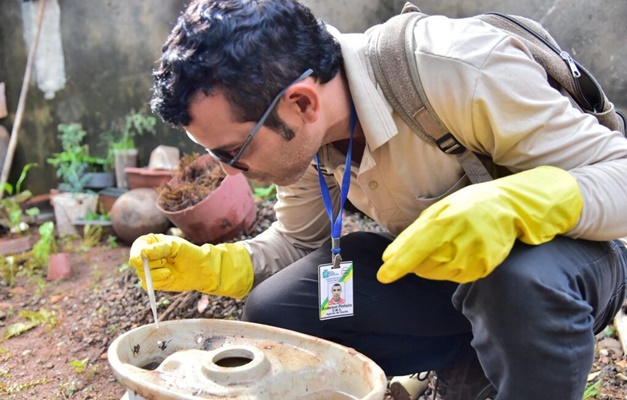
[242, 232, 627, 400]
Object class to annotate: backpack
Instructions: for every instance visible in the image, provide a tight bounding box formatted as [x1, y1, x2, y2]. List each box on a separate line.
[369, 2, 627, 183]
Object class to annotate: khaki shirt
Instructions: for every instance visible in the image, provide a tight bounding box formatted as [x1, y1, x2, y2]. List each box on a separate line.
[243, 16, 627, 285]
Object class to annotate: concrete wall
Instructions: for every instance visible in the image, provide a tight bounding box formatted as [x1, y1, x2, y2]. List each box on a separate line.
[310, 0, 627, 115]
[409, 0, 627, 115]
[1, 0, 625, 194]
[0, 0, 193, 195]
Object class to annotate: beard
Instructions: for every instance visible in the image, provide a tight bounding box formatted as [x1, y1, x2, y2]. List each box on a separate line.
[244, 118, 319, 186]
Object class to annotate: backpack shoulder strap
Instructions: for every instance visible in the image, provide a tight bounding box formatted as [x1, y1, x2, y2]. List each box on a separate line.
[368, 4, 493, 183]
[477, 12, 625, 134]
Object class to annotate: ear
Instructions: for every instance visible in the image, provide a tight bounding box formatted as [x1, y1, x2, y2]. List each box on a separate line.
[282, 81, 319, 123]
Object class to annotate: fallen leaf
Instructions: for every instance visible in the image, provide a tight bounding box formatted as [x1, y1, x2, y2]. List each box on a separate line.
[4, 321, 38, 339]
[588, 370, 602, 381]
[197, 294, 210, 313]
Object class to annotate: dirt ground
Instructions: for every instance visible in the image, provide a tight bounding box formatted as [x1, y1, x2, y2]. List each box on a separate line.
[1, 201, 627, 399]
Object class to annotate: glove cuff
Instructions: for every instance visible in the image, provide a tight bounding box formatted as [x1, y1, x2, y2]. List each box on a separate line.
[200, 242, 254, 298]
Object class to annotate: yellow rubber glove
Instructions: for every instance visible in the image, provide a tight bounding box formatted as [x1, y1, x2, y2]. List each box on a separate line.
[129, 234, 253, 298]
[377, 166, 583, 284]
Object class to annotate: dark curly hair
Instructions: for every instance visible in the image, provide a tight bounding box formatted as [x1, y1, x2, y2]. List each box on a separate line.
[150, 0, 342, 136]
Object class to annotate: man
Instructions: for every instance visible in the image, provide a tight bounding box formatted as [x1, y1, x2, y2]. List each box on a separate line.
[329, 283, 345, 305]
[130, 0, 627, 399]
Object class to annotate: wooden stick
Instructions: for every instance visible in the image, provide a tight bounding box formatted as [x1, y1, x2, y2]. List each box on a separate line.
[0, 0, 47, 199]
[158, 291, 193, 322]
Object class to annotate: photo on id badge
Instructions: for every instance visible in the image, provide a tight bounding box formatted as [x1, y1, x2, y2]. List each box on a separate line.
[318, 261, 354, 320]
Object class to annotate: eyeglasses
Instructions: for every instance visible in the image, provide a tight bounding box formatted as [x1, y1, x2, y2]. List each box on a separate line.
[206, 69, 314, 172]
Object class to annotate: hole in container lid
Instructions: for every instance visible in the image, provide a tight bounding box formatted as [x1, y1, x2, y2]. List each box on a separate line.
[212, 348, 255, 368]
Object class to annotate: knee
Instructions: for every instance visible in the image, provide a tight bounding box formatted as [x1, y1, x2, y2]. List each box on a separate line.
[241, 282, 278, 325]
[456, 247, 562, 317]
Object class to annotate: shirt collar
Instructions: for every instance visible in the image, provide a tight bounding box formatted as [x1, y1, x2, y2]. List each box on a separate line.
[328, 25, 399, 151]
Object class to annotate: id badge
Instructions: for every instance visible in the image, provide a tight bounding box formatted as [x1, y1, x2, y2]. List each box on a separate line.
[318, 261, 354, 320]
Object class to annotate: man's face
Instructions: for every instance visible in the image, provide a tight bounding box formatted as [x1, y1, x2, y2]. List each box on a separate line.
[332, 285, 342, 300]
[185, 90, 321, 186]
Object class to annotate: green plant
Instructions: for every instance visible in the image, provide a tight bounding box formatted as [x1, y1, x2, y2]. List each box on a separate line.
[106, 235, 119, 248]
[47, 123, 107, 193]
[1, 256, 16, 287]
[253, 184, 277, 200]
[80, 224, 103, 249]
[584, 375, 602, 399]
[83, 209, 110, 222]
[108, 109, 157, 152]
[31, 221, 58, 268]
[69, 358, 89, 373]
[3, 309, 57, 340]
[0, 163, 40, 234]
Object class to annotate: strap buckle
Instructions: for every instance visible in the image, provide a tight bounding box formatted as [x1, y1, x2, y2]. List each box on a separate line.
[435, 132, 467, 155]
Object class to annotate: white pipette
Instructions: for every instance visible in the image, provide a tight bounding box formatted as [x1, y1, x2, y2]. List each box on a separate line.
[142, 256, 159, 329]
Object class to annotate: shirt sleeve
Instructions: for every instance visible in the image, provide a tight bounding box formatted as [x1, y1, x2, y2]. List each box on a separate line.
[415, 16, 627, 240]
[241, 163, 337, 285]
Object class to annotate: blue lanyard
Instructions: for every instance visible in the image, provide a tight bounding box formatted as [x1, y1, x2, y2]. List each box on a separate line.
[314, 102, 357, 267]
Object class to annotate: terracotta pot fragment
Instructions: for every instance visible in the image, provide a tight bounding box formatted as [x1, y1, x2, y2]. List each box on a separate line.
[47, 252, 72, 281]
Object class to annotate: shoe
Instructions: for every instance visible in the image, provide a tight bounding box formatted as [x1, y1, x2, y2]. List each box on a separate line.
[389, 372, 430, 400]
[417, 355, 497, 400]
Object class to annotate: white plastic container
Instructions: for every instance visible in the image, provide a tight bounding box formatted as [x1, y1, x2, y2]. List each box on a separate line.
[108, 319, 387, 400]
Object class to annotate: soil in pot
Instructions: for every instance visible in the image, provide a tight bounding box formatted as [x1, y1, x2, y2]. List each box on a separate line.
[157, 153, 226, 211]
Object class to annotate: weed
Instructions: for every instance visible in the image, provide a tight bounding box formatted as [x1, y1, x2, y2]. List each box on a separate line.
[584, 374, 602, 399]
[1, 256, 15, 286]
[3, 309, 57, 340]
[0, 377, 50, 395]
[32, 277, 46, 297]
[106, 323, 119, 336]
[106, 235, 119, 248]
[117, 262, 131, 273]
[91, 263, 103, 283]
[31, 221, 57, 268]
[69, 358, 89, 373]
[81, 224, 103, 249]
[61, 381, 78, 397]
[0, 163, 39, 234]
[253, 184, 277, 200]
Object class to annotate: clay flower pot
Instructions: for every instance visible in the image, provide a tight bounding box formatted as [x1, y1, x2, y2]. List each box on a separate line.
[124, 167, 175, 190]
[157, 154, 257, 244]
[114, 149, 138, 189]
[97, 187, 128, 213]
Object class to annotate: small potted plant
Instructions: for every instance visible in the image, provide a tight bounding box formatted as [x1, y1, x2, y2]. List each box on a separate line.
[47, 123, 112, 192]
[32, 221, 71, 280]
[156, 153, 257, 244]
[71, 208, 114, 242]
[0, 163, 40, 256]
[0, 163, 39, 235]
[107, 109, 157, 189]
[47, 123, 102, 235]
